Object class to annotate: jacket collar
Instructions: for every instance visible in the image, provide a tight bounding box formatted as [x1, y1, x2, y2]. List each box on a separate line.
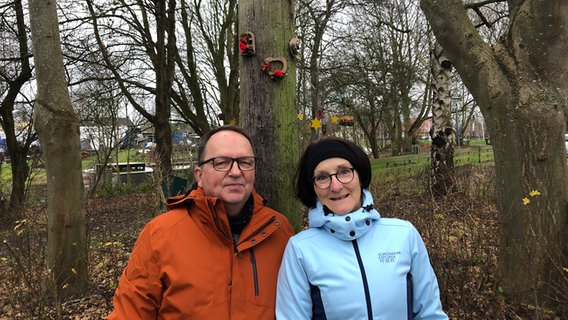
[308, 189, 380, 241]
[165, 187, 278, 250]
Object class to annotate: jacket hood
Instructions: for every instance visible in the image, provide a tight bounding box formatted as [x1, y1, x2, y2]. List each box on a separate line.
[308, 189, 380, 241]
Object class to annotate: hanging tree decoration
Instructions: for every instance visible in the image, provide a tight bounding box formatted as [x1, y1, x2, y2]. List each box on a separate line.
[289, 37, 301, 61]
[262, 57, 288, 80]
[331, 115, 339, 124]
[339, 116, 355, 126]
[311, 118, 322, 130]
[239, 32, 256, 56]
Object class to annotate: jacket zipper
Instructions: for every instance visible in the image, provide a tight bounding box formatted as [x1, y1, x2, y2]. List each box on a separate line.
[352, 239, 373, 320]
[250, 247, 259, 296]
[239, 216, 276, 297]
[207, 203, 262, 295]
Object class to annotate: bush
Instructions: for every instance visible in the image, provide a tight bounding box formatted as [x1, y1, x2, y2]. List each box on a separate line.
[372, 163, 566, 319]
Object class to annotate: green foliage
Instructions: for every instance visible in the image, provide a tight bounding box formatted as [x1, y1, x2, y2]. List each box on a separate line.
[372, 145, 493, 168]
[96, 181, 154, 198]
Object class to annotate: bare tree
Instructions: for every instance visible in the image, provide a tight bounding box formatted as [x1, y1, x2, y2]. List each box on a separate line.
[321, 0, 431, 158]
[174, 0, 239, 130]
[295, 0, 346, 139]
[421, 0, 568, 311]
[29, 0, 87, 299]
[74, 0, 242, 194]
[0, 0, 36, 223]
[73, 80, 136, 194]
[86, 0, 177, 190]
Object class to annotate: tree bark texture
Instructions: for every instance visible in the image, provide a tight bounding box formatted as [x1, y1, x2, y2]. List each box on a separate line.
[421, 0, 568, 310]
[239, 0, 301, 230]
[429, 42, 455, 197]
[29, 0, 87, 299]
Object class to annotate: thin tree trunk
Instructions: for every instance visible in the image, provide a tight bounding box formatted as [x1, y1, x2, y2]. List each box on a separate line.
[0, 0, 33, 223]
[429, 42, 455, 197]
[154, 0, 176, 193]
[29, 0, 87, 299]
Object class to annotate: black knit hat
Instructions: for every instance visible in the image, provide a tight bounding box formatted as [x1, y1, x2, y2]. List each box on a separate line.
[296, 136, 371, 208]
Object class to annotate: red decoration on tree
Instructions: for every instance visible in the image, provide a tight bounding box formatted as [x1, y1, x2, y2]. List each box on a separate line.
[339, 116, 355, 126]
[262, 57, 288, 80]
[239, 32, 255, 56]
[316, 108, 324, 120]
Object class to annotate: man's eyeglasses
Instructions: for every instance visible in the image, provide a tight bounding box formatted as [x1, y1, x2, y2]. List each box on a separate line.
[313, 167, 355, 189]
[199, 156, 256, 172]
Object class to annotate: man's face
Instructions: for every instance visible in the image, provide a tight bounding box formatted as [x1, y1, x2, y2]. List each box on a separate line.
[194, 130, 255, 216]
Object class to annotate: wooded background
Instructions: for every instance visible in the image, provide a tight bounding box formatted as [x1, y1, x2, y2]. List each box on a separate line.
[0, 0, 566, 316]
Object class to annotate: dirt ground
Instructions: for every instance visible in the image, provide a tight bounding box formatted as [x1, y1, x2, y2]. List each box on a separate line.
[0, 192, 157, 320]
[0, 171, 565, 319]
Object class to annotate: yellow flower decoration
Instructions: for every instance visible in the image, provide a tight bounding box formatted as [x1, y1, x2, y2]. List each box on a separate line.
[229, 118, 237, 125]
[311, 118, 321, 130]
[297, 113, 304, 120]
[331, 115, 339, 124]
[529, 190, 541, 197]
[522, 197, 530, 205]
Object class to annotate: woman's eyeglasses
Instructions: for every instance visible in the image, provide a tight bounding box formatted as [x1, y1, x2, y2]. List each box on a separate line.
[312, 167, 355, 189]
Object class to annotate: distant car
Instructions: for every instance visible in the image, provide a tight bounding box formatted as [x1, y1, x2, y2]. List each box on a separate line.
[81, 150, 96, 159]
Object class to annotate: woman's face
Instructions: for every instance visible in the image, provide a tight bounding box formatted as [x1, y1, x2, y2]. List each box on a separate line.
[313, 157, 362, 215]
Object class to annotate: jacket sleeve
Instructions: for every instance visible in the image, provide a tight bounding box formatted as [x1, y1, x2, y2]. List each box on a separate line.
[408, 223, 449, 320]
[276, 238, 312, 320]
[107, 223, 163, 320]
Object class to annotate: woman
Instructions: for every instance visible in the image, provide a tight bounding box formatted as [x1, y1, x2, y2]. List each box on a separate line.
[276, 136, 448, 320]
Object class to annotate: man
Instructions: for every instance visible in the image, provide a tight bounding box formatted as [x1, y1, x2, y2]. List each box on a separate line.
[108, 125, 295, 319]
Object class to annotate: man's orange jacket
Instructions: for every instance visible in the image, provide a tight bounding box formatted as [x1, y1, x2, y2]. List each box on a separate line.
[107, 187, 294, 319]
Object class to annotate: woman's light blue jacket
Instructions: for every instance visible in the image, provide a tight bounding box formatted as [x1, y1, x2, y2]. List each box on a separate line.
[276, 190, 448, 320]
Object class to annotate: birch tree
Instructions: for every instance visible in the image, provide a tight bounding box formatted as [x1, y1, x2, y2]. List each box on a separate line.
[429, 42, 455, 196]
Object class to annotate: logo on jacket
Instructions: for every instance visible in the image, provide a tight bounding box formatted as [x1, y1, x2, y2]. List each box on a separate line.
[377, 251, 401, 263]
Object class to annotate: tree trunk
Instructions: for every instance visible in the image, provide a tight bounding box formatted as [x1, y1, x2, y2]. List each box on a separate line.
[239, 0, 301, 230]
[7, 149, 29, 217]
[421, 0, 568, 311]
[29, 0, 87, 299]
[154, 0, 176, 194]
[0, 0, 33, 223]
[429, 42, 455, 197]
